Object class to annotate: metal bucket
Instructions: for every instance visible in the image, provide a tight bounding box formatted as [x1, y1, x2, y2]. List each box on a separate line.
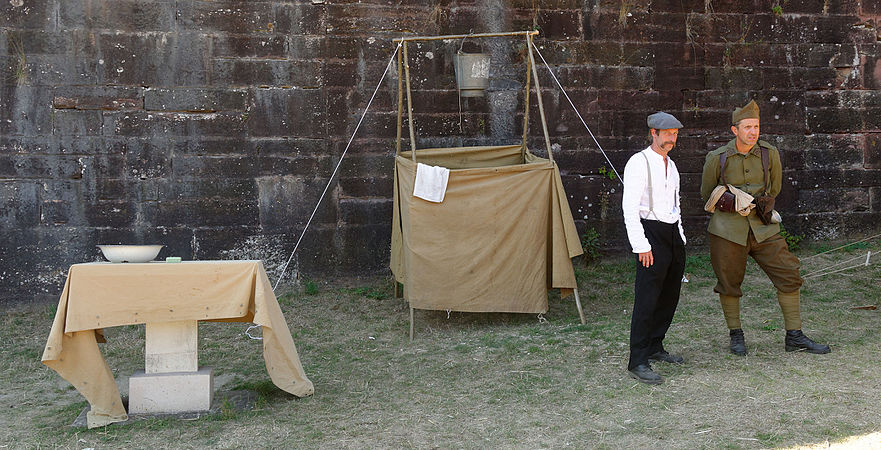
[454, 52, 491, 97]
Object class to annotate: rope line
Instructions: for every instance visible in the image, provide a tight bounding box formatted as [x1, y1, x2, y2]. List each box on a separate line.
[801, 252, 869, 278]
[272, 42, 402, 291]
[800, 232, 881, 260]
[530, 41, 622, 182]
[803, 251, 880, 280]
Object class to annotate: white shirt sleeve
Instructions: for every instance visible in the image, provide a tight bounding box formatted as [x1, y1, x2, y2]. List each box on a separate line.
[621, 153, 651, 253]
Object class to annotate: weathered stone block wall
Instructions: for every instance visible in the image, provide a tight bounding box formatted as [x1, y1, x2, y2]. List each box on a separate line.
[2, 0, 880, 301]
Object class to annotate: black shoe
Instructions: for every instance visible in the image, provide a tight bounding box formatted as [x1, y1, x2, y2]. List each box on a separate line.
[628, 364, 663, 385]
[649, 350, 684, 364]
[729, 328, 747, 356]
[785, 330, 831, 354]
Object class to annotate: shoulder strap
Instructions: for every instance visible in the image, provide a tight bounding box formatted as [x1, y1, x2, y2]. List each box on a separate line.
[761, 146, 770, 194]
[641, 152, 654, 214]
[719, 151, 729, 185]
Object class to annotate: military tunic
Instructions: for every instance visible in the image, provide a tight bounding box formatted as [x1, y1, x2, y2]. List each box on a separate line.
[700, 139, 781, 245]
[700, 139, 802, 297]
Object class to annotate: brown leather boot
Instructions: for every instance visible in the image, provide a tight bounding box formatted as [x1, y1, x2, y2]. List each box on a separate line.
[785, 330, 831, 354]
[729, 328, 747, 356]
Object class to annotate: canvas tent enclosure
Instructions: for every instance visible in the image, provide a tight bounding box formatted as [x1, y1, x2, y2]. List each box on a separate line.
[391, 145, 583, 313]
[389, 31, 584, 322]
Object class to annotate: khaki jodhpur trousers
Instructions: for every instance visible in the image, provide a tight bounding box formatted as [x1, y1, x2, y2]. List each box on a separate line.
[709, 231, 803, 297]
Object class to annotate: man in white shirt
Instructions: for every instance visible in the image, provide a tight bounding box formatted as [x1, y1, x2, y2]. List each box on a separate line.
[621, 111, 687, 385]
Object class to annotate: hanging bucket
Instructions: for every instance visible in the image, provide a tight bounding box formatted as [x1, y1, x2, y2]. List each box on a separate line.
[454, 52, 491, 97]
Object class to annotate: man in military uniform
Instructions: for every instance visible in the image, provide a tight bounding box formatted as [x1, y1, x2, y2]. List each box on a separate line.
[700, 100, 830, 356]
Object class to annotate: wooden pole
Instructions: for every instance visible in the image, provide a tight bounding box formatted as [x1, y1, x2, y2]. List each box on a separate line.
[521, 33, 532, 161]
[396, 45, 403, 156]
[393, 30, 538, 43]
[402, 42, 417, 159]
[527, 35, 554, 162]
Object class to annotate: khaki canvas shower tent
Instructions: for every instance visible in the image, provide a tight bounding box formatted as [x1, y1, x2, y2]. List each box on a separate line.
[389, 31, 585, 336]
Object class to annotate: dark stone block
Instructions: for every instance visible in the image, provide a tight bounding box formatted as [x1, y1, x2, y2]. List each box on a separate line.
[865, 133, 881, 169]
[647, 0, 707, 12]
[2, 29, 100, 57]
[325, 4, 427, 36]
[59, 0, 177, 32]
[559, 66, 652, 91]
[170, 138, 254, 157]
[1, 54, 98, 86]
[96, 32, 209, 87]
[339, 198, 392, 225]
[587, 11, 687, 42]
[176, 1, 275, 34]
[211, 34, 288, 59]
[84, 200, 139, 227]
[158, 178, 258, 201]
[513, 9, 581, 40]
[0, 86, 53, 136]
[53, 86, 143, 110]
[705, 67, 762, 91]
[53, 110, 103, 136]
[172, 155, 260, 180]
[335, 224, 391, 273]
[104, 111, 247, 137]
[272, 2, 327, 35]
[797, 188, 870, 213]
[191, 227, 264, 262]
[121, 139, 172, 179]
[0, 0, 55, 29]
[249, 89, 326, 137]
[791, 212, 881, 242]
[252, 138, 327, 156]
[156, 198, 260, 227]
[0, 155, 83, 179]
[807, 108, 866, 133]
[872, 187, 881, 212]
[653, 67, 704, 91]
[338, 176, 394, 199]
[0, 227, 97, 301]
[259, 155, 321, 178]
[145, 88, 247, 112]
[210, 59, 321, 88]
[0, 181, 40, 227]
[256, 175, 338, 231]
[95, 179, 127, 200]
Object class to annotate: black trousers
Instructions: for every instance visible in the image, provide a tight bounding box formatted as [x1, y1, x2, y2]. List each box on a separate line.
[628, 219, 686, 370]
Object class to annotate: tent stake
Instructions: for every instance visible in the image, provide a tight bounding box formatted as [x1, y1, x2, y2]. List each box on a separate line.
[574, 288, 585, 325]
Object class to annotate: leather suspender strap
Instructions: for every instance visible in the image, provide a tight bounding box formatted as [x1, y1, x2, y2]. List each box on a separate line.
[719, 151, 728, 185]
[642, 152, 654, 215]
[761, 146, 770, 194]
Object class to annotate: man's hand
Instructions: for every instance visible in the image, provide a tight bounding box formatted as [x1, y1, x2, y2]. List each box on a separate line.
[638, 250, 654, 268]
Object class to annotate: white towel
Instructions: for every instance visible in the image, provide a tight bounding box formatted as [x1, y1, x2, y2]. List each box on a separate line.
[413, 163, 450, 203]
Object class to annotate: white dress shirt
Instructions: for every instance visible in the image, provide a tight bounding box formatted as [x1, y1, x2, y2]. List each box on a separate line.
[621, 146, 687, 253]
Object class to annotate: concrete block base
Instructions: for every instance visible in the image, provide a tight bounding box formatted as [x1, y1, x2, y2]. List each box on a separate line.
[128, 368, 214, 414]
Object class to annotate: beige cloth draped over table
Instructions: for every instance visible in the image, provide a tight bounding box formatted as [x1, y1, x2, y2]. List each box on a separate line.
[391, 145, 583, 313]
[41, 260, 313, 428]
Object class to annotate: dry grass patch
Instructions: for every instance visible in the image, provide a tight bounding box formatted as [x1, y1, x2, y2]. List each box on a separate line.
[1, 242, 880, 448]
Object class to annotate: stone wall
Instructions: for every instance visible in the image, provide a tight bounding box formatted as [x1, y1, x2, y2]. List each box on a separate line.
[2, 0, 880, 301]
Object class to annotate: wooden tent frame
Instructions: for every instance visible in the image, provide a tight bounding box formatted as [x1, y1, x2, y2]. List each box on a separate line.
[391, 31, 585, 339]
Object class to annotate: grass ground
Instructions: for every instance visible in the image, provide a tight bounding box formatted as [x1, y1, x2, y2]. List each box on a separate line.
[2, 241, 880, 449]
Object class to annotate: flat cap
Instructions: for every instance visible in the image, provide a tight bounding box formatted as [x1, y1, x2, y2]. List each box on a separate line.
[647, 111, 683, 129]
[732, 99, 760, 124]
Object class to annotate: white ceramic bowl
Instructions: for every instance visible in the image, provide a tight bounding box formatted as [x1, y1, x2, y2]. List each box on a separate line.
[97, 245, 164, 263]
